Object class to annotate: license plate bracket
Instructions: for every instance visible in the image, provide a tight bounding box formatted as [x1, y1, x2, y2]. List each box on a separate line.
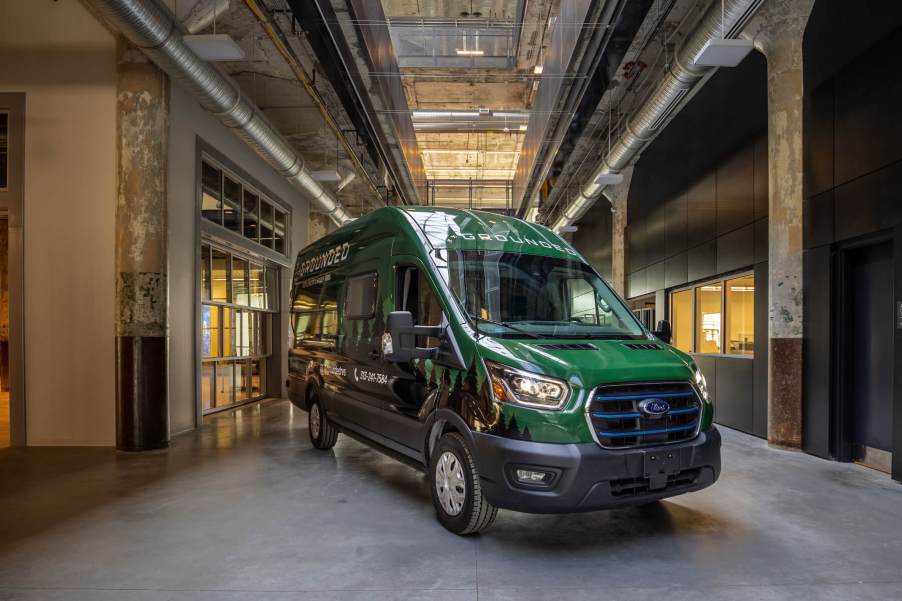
[643, 450, 681, 491]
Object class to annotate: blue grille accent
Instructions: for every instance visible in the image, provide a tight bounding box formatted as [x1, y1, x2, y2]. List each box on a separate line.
[599, 424, 697, 438]
[588, 382, 702, 449]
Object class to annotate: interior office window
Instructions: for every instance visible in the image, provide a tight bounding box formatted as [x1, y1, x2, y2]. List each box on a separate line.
[232, 257, 249, 306]
[696, 283, 722, 353]
[249, 263, 266, 309]
[567, 278, 599, 324]
[201, 244, 211, 301]
[259, 201, 275, 249]
[201, 161, 222, 223]
[726, 274, 755, 355]
[273, 209, 287, 254]
[223, 175, 242, 233]
[200, 158, 290, 256]
[200, 243, 277, 413]
[670, 289, 693, 353]
[0, 112, 8, 190]
[211, 248, 230, 302]
[345, 273, 378, 318]
[243, 189, 259, 242]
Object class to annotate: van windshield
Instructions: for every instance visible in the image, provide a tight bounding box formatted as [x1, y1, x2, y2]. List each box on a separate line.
[436, 250, 646, 339]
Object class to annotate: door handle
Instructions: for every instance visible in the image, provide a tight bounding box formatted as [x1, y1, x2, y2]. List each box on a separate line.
[369, 350, 381, 360]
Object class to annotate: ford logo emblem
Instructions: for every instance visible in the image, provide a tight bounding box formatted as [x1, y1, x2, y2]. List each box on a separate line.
[639, 398, 670, 416]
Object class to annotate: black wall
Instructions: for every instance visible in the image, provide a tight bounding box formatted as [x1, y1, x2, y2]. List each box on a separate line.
[571, 197, 613, 281]
[574, 51, 769, 437]
[802, 4, 902, 477]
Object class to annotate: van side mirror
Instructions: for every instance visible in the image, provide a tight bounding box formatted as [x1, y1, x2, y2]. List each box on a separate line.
[384, 311, 442, 362]
[653, 319, 672, 344]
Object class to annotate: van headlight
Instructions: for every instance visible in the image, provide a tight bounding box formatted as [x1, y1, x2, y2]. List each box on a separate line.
[693, 365, 709, 401]
[485, 360, 570, 410]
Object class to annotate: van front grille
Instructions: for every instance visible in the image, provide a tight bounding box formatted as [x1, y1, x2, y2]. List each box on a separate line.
[587, 382, 702, 449]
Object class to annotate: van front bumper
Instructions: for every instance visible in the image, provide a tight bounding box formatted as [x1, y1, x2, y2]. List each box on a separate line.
[471, 427, 721, 514]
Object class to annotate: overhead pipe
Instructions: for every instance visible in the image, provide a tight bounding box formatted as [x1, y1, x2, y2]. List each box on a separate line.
[183, 0, 229, 34]
[89, 0, 354, 226]
[550, 0, 763, 232]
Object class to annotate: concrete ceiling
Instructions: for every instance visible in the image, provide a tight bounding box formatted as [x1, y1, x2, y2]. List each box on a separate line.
[381, 0, 559, 206]
[164, 0, 382, 216]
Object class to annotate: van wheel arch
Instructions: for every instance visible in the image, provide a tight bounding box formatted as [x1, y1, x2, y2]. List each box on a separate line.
[425, 411, 475, 465]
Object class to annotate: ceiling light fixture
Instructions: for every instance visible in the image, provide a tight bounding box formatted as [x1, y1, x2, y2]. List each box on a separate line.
[518, 124, 528, 131]
[183, 34, 245, 61]
[595, 173, 624, 186]
[533, 65, 544, 74]
[456, 48, 485, 56]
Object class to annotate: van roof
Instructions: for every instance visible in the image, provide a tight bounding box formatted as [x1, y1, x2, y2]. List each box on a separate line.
[297, 206, 584, 262]
[299, 206, 585, 262]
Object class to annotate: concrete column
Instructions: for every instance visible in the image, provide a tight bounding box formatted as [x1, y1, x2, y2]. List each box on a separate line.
[605, 166, 634, 297]
[115, 40, 169, 451]
[308, 211, 331, 244]
[746, 0, 815, 448]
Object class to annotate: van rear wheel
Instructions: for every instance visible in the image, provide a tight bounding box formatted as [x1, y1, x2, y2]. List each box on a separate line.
[308, 396, 338, 450]
[430, 432, 497, 535]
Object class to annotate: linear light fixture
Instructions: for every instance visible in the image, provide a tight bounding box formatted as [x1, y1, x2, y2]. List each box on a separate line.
[456, 48, 485, 56]
[182, 34, 245, 62]
[692, 38, 754, 67]
[595, 173, 624, 186]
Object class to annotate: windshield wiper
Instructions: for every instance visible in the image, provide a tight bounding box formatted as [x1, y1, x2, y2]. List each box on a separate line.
[470, 316, 543, 339]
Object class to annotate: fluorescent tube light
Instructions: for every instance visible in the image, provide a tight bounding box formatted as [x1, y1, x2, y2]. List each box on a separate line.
[183, 34, 245, 61]
[456, 49, 485, 56]
[310, 170, 341, 182]
[692, 38, 754, 67]
[595, 173, 624, 186]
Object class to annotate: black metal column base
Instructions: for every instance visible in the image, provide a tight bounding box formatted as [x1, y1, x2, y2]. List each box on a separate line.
[117, 335, 168, 451]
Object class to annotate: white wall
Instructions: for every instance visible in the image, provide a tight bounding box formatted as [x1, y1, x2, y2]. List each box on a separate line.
[168, 84, 310, 435]
[0, 0, 118, 445]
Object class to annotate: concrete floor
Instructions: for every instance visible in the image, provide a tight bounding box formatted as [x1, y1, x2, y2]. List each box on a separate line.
[1, 400, 901, 601]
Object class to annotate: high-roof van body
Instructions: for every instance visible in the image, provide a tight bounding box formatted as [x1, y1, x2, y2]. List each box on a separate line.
[289, 207, 720, 534]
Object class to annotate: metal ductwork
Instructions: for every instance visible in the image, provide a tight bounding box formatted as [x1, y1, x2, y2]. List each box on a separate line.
[183, 0, 229, 34]
[550, 0, 762, 232]
[89, 0, 355, 226]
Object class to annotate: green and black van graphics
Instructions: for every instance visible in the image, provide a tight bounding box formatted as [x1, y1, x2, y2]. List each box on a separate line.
[289, 206, 720, 528]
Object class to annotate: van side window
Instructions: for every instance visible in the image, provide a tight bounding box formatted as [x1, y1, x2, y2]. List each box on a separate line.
[398, 266, 443, 346]
[345, 272, 378, 319]
[291, 277, 339, 345]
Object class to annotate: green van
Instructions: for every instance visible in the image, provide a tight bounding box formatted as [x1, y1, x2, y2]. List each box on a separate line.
[289, 207, 720, 534]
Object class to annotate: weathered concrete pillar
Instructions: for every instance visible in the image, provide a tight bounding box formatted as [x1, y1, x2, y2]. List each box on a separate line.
[308, 211, 331, 244]
[605, 166, 634, 297]
[746, 0, 815, 448]
[115, 40, 169, 451]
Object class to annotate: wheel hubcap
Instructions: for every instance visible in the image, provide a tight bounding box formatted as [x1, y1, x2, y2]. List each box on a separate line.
[310, 403, 321, 439]
[435, 450, 466, 516]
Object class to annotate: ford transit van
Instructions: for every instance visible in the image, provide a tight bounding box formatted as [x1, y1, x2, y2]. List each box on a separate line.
[289, 207, 720, 534]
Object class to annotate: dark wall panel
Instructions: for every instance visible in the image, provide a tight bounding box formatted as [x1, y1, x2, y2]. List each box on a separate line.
[687, 241, 716, 282]
[717, 144, 756, 235]
[832, 28, 902, 188]
[665, 252, 688, 289]
[834, 160, 902, 242]
[716, 223, 754, 275]
[714, 357, 755, 434]
[665, 191, 688, 257]
[571, 198, 613, 279]
[646, 260, 665, 292]
[802, 246, 832, 458]
[754, 217, 768, 264]
[687, 172, 717, 245]
[804, 191, 834, 250]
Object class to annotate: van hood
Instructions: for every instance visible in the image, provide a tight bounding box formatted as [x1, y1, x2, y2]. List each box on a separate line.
[475, 336, 696, 391]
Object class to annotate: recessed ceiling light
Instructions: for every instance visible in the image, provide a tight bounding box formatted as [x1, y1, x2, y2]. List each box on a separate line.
[183, 34, 246, 62]
[692, 38, 754, 67]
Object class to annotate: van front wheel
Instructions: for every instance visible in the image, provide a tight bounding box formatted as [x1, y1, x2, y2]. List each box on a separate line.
[308, 397, 338, 450]
[430, 433, 497, 535]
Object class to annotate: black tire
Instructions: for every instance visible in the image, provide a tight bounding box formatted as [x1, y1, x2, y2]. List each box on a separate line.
[429, 432, 497, 535]
[308, 395, 338, 450]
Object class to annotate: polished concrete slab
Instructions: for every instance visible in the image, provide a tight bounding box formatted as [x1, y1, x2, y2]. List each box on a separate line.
[0, 399, 900, 601]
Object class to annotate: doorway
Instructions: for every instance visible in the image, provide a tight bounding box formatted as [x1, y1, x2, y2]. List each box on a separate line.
[838, 240, 894, 472]
[0, 93, 24, 447]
